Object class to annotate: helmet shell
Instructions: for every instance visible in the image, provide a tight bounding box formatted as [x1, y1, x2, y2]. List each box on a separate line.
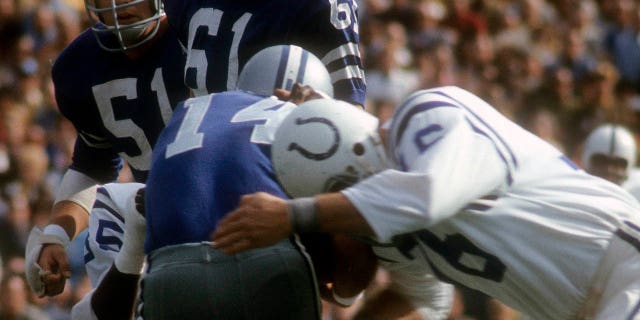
[272, 99, 387, 197]
[237, 45, 334, 98]
[583, 124, 637, 174]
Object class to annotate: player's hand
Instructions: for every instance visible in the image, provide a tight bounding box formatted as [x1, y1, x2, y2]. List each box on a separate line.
[26, 225, 71, 297]
[212, 192, 292, 254]
[274, 83, 328, 105]
[38, 243, 71, 296]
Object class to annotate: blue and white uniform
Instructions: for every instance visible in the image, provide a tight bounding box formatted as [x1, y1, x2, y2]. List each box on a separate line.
[143, 91, 319, 319]
[343, 86, 640, 319]
[162, 0, 366, 105]
[145, 91, 294, 251]
[52, 25, 191, 183]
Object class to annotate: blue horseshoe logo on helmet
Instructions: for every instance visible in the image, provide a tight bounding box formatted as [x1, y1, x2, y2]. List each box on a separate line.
[288, 117, 340, 160]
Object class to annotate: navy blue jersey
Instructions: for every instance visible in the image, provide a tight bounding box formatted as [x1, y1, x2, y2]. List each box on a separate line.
[162, 0, 366, 105]
[145, 91, 294, 252]
[52, 25, 191, 183]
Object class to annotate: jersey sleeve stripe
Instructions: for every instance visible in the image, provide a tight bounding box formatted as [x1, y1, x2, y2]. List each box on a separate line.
[321, 43, 361, 65]
[625, 220, 640, 233]
[329, 65, 365, 83]
[92, 198, 125, 223]
[431, 90, 518, 169]
[96, 186, 109, 197]
[392, 99, 515, 184]
[616, 229, 640, 252]
[393, 101, 457, 147]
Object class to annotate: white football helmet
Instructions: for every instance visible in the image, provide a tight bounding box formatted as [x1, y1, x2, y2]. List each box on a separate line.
[583, 123, 638, 184]
[85, 0, 164, 52]
[272, 99, 388, 197]
[237, 45, 334, 98]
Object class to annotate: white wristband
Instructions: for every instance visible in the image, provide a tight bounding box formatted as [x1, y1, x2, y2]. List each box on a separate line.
[332, 288, 362, 306]
[42, 224, 71, 248]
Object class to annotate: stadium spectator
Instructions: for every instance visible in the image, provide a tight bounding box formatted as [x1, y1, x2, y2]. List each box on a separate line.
[0, 272, 50, 320]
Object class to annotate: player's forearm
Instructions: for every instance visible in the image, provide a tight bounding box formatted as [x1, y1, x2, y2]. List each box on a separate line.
[50, 169, 99, 239]
[50, 201, 90, 240]
[314, 193, 375, 237]
[91, 265, 140, 320]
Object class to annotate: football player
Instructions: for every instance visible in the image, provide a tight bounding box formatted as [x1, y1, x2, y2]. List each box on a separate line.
[161, 0, 366, 106]
[582, 123, 640, 201]
[25, 0, 191, 297]
[213, 87, 640, 320]
[68, 182, 146, 320]
[141, 45, 374, 319]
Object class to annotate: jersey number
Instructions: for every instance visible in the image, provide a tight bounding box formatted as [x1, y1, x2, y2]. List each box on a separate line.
[165, 96, 295, 158]
[84, 219, 124, 263]
[186, 9, 251, 96]
[396, 230, 506, 282]
[92, 68, 173, 171]
[330, 0, 359, 34]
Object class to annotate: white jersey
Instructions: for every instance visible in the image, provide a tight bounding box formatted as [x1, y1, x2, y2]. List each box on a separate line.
[623, 168, 640, 202]
[71, 182, 144, 320]
[371, 245, 454, 320]
[343, 86, 640, 320]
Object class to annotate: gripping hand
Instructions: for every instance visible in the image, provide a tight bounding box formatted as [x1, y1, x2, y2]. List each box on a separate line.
[25, 225, 71, 297]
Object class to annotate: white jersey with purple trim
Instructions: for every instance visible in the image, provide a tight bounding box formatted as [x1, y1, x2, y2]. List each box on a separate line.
[84, 183, 144, 288]
[72, 182, 144, 320]
[342, 86, 640, 319]
[83, 182, 144, 287]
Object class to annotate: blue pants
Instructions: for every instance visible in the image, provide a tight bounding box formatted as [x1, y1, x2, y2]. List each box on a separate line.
[140, 240, 321, 319]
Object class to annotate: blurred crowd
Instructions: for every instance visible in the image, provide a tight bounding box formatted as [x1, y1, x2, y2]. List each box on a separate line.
[1, 0, 639, 319]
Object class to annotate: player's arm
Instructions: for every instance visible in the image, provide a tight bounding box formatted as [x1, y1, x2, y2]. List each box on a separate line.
[213, 104, 509, 249]
[296, 0, 365, 107]
[71, 267, 141, 320]
[26, 122, 124, 296]
[33, 64, 125, 296]
[309, 233, 378, 307]
[25, 169, 100, 297]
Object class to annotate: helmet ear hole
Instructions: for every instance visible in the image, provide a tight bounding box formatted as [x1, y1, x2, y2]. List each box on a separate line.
[353, 143, 365, 156]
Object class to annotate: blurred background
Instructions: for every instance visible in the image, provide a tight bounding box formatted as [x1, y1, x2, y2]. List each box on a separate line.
[1, 0, 639, 319]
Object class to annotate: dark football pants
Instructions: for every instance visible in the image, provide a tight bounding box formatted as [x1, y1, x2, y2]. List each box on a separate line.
[140, 240, 321, 320]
